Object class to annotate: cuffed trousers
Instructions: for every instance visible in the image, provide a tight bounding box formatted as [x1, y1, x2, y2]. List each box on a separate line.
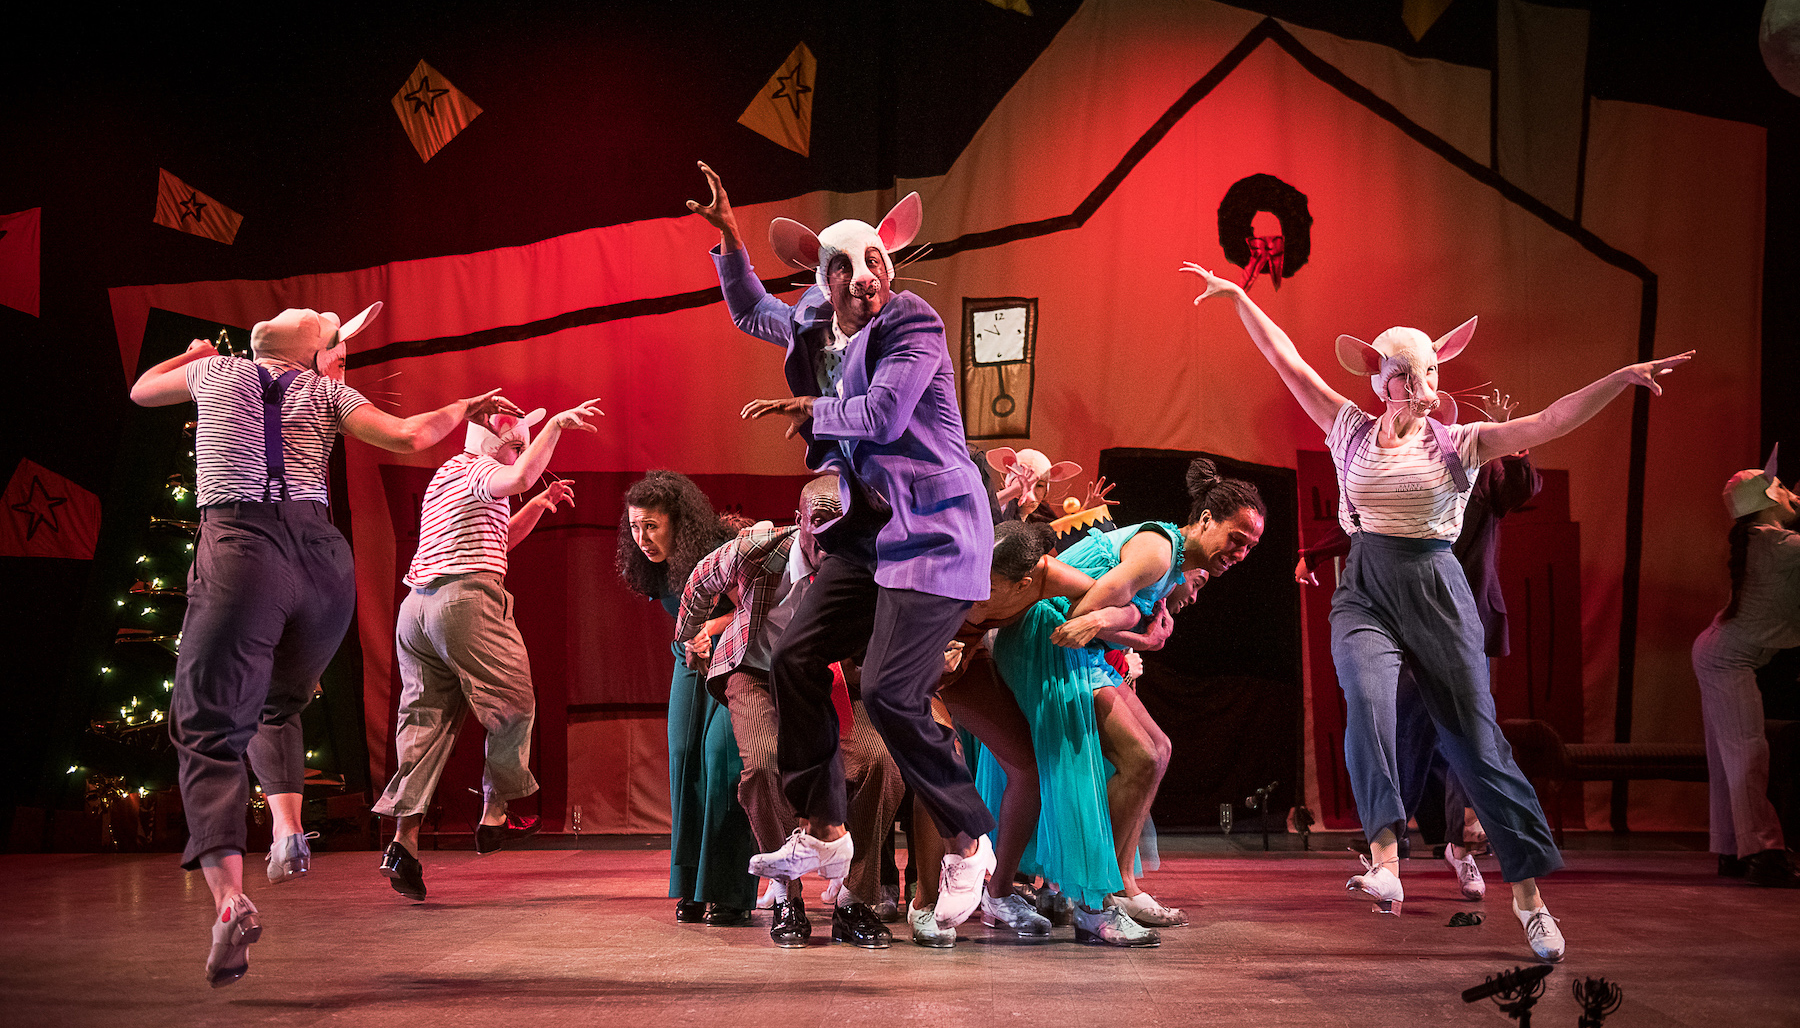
[1331, 532, 1561, 882]
[173, 501, 355, 869]
[372, 572, 538, 819]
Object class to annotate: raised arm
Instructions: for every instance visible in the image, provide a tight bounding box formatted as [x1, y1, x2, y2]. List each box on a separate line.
[129, 340, 218, 406]
[485, 399, 603, 499]
[1474, 351, 1694, 465]
[508, 478, 572, 550]
[1181, 263, 1352, 432]
[340, 389, 524, 455]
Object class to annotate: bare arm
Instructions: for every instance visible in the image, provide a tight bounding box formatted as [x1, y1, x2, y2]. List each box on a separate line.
[485, 399, 603, 498]
[1181, 263, 1351, 432]
[340, 389, 523, 454]
[1097, 600, 1175, 651]
[1066, 530, 1174, 621]
[1474, 351, 1695, 464]
[129, 340, 218, 406]
[508, 479, 572, 550]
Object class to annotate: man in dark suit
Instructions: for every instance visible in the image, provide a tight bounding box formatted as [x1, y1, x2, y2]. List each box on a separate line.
[688, 163, 998, 932]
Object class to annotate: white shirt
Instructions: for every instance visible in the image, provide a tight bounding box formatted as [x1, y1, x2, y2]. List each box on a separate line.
[1327, 402, 1485, 542]
[186, 356, 369, 506]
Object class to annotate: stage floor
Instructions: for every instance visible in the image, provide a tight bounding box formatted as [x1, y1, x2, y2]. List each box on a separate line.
[5, 841, 1796, 1027]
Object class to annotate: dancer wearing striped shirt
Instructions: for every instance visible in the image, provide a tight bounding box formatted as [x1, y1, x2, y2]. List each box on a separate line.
[129, 303, 523, 987]
[373, 398, 603, 901]
[1185, 261, 1691, 962]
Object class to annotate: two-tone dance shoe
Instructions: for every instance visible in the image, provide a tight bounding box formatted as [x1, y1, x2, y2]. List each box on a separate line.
[749, 827, 853, 881]
[1105, 891, 1188, 928]
[675, 898, 707, 923]
[981, 891, 1051, 936]
[1346, 853, 1404, 915]
[1445, 847, 1487, 900]
[379, 842, 427, 901]
[204, 894, 263, 988]
[907, 902, 955, 948]
[934, 834, 996, 929]
[1512, 898, 1565, 962]
[770, 896, 812, 948]
[704, 903, 753, 926]
[474, 812, 541, 855]
[266, 831, 319, 884]
[831, 901, 893, 949]
[1072, 904, 1161, 947]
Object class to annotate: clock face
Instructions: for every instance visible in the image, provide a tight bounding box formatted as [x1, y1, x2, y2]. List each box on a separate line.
[972, 306, 1028, 365]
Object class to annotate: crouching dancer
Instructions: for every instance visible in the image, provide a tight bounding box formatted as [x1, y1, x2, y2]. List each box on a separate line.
[128, 302, 522, 986]
[372, 397, 603, 900]
[675, 475, 907, 948]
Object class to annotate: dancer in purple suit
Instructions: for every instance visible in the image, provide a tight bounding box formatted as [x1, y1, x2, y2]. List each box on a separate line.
[688, 162, 999, 932]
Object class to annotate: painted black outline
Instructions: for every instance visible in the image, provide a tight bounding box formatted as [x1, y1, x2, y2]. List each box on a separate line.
[347, 17, 1659, 728]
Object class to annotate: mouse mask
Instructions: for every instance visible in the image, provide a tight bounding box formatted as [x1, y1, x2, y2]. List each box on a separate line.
[986, 447, 1081, 518]
[1724, 444, 1783, 518]
[768, 193, 923, 317]
[1335, 316, 1477, 424]
[465, 408, 547, 460]
[251, 302, 383, 380]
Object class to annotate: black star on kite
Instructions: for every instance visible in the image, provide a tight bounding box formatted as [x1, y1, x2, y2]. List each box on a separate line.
[405, 75, 450, 117]
[179, 193, 208, 222]
[770, 68, 812, 119]
[10, 476, 67, 540]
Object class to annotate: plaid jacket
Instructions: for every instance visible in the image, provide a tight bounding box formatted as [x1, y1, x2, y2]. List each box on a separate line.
[675, 525, 799, 681]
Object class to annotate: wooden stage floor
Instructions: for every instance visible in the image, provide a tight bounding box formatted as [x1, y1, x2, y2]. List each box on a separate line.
[4, 840, 1796, 1027]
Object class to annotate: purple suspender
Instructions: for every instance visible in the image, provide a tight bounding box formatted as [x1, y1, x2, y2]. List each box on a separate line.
[1338, 415, 1470, 530]
[254, 364, 303, 502]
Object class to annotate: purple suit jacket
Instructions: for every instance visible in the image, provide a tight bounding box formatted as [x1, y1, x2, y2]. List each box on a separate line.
[713, 247, 992, 601]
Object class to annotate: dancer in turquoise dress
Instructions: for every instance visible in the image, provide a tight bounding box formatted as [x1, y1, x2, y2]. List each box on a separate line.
[982, 458, 1266, 945]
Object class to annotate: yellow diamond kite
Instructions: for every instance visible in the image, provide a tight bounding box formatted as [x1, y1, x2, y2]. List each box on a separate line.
[739, 43, 816, 157]
[392, 59, 483, 163]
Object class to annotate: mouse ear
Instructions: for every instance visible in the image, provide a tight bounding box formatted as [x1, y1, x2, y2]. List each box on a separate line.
[878, 192, 923, 253]
[338, 301, 383, 342]
[985, 446, 1018, 473]
[1433, 315, 1477, 361]
[519, 408, 547, 430]
[769, 219, 823, 271]
[1336, 334, 1384, 376]
[1047, 461, 1083, 482]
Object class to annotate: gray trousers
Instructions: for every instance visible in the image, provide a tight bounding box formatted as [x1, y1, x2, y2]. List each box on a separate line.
[173, 501, 355, 869]
[1693, 621, 1786, 857]
[1332, 532, 1562, 883]
[720, 668, 906, 905]
[373, 572, 538, 818]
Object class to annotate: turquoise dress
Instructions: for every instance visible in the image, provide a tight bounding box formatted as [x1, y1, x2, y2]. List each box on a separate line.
[976, 521, 1185, 907]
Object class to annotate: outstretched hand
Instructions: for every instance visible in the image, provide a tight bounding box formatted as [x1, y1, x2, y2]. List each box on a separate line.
[1293, 556, 1320, 587]
[686, 161, 743, 248]
[534, 478, 575, 512]
[463, 389, 526, 433]
[1079, 476, 1119, 512]
[741, 396, 815, 439]
[1179, 262, 1244, 304]
[1618, 350, 1696, 396]
[552, 397, 606, 433]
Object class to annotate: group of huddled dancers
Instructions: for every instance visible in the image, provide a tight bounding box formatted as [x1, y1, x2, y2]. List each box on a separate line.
[131, 159, 1699, 987]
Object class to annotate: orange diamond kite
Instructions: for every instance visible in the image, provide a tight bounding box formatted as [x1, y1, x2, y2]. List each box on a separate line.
[153, 170, 243, 245]
[739, 43, 816, 157]
[392, 59, 483, 162]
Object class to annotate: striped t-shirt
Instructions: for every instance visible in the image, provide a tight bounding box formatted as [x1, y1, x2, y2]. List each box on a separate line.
[1327, 402, 1484, 541]
[185, 356, 370, 506]
[405, 451, 510, 587]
